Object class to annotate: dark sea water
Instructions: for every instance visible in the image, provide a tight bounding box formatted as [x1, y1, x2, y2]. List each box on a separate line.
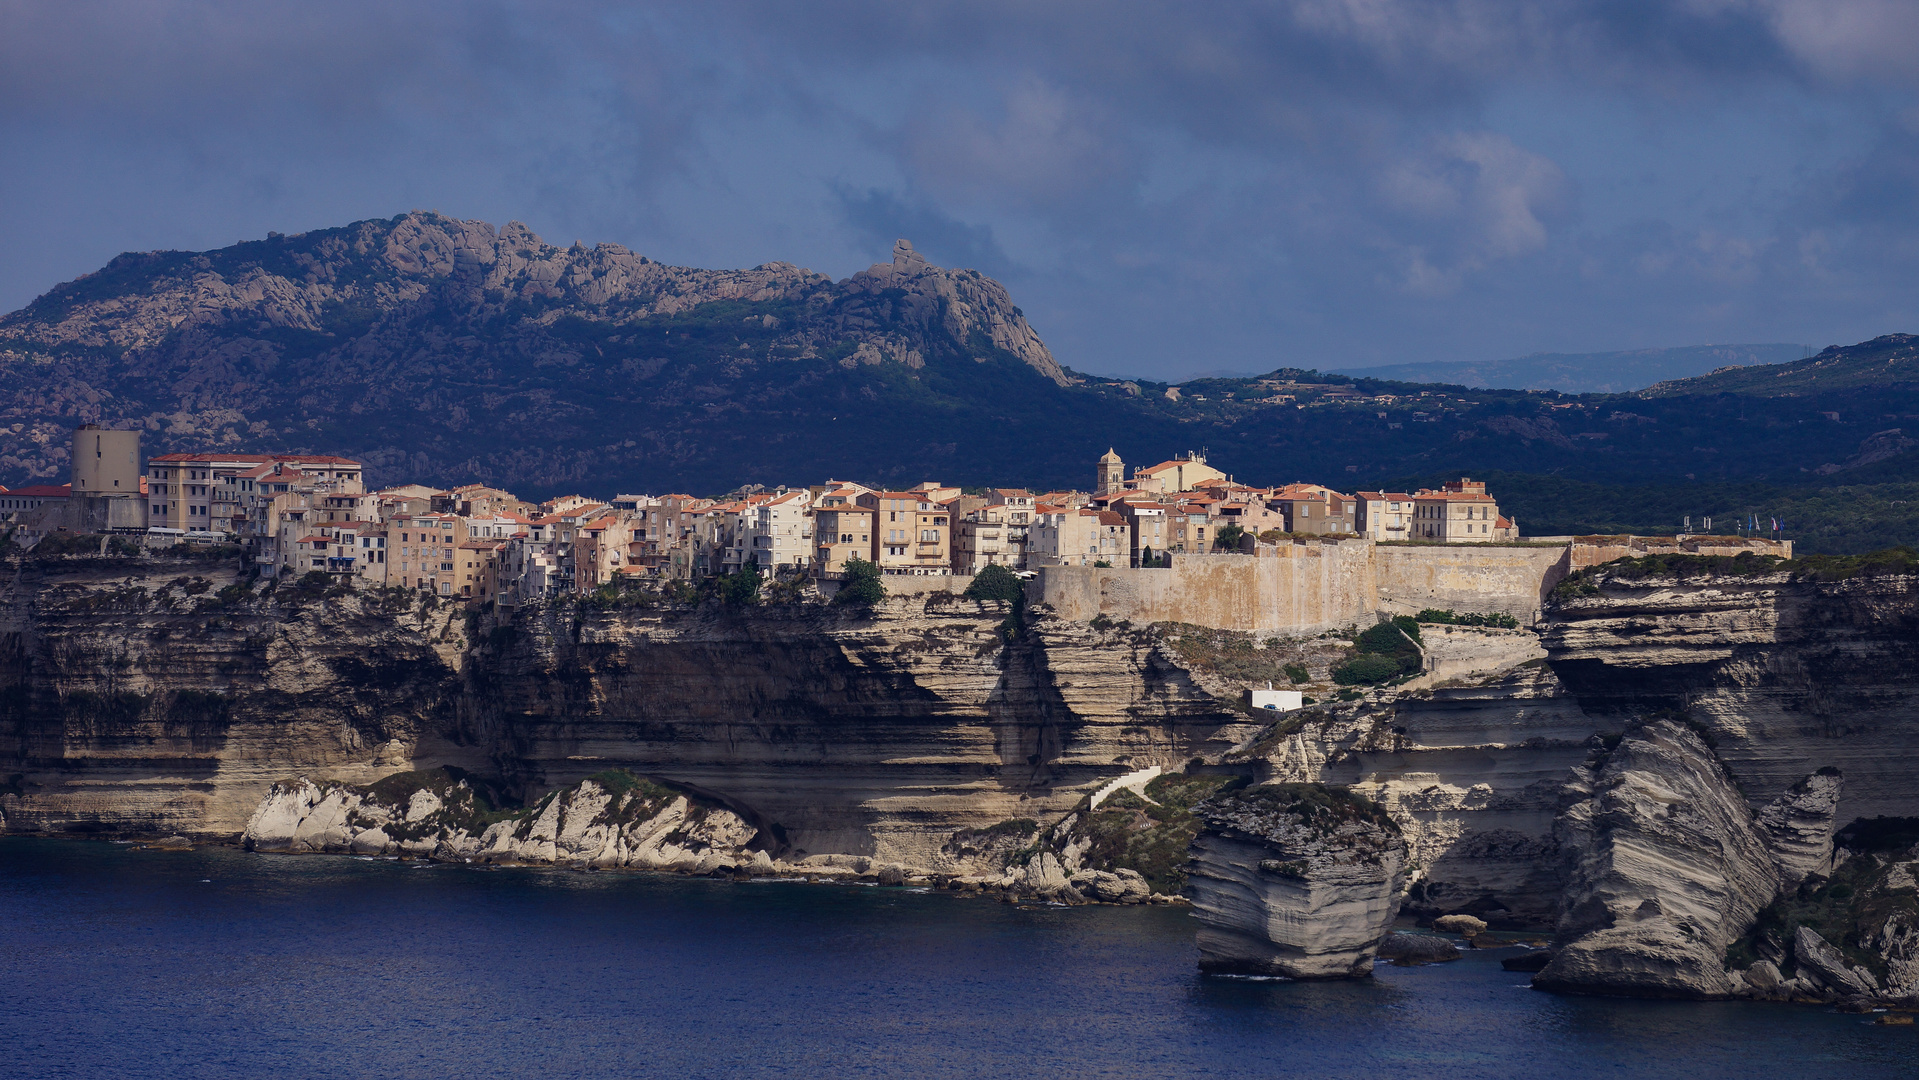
[1, 838, 1914, 1080]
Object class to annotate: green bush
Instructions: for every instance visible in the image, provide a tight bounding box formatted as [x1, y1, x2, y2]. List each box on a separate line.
[716, 558, 762, 606]
[1332, 653, 1402, 685]
[1213, 523, 1245, 550]
[1283, 663, 1310, 684]
[1416, 608, 1520, 629]
[962, 563, 1023, 604]
[834, 557, 886, 606]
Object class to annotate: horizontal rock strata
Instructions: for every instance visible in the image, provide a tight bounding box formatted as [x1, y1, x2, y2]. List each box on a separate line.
[1187, 783, 1406, 978]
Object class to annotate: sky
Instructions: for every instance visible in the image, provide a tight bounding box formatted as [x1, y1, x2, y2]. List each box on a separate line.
[2, 1, 1918, 380]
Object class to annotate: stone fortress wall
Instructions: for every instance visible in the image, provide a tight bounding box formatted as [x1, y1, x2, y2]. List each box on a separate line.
[1031, 535, 1789, 633]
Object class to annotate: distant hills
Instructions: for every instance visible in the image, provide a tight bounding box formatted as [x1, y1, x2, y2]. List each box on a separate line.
[1330, 344, 1812, 394]
[2, 215, 1918, 547]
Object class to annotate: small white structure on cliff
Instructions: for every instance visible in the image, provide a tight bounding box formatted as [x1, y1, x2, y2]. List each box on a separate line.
[1248, 688, 1304, 712]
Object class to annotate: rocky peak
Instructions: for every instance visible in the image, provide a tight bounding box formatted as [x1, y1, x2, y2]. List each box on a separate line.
[892, 238, 928, 274]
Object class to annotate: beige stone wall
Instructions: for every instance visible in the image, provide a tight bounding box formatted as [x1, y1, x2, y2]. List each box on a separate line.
[1033, 539, 1575, 632]
[1373, 544, 1572, 622]
[1034, 542, 1378, 633]
[1568, 535, 1791, 570]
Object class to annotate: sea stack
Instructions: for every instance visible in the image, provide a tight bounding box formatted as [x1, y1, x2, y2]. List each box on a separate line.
[1186, 783, 1407, 978]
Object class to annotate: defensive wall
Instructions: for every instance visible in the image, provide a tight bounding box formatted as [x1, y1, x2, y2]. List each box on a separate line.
[1029, 534, 1787, 634]
[1559, 534, 1792, 570]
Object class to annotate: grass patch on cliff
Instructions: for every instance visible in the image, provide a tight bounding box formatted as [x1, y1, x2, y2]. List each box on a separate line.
[1205, 782, 1399, 834]
[1332, 617, 1422, 686]
[1789, 546, 1919, 581]
[1552, 546, 1919, 601]
[1415, 608, 1520, 629]
[1043, 773, 1242, 894]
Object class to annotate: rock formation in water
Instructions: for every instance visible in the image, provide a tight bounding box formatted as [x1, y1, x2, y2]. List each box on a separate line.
[1220, 556, 1919, 999]
[1185, 783, 1407, 978]
[1532, 721, 1781, 999]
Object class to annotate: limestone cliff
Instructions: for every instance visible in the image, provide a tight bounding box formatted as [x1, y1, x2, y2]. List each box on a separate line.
[11, 544, 1919, 998]
[1216, 557, 1919, 998]
[0, 548, 1256, 877]
[1533, 721, 1781, 999]
[1186, 783, 1407, 978]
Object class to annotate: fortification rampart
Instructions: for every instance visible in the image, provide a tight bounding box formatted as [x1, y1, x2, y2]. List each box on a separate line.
[1032, 534, 1796, 633]
[1373, 544, 1571, 621]
[1034, 541, 1377, 634]
[1565, 534, 1791, 570]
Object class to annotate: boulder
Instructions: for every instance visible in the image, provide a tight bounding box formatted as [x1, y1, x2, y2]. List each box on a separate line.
[875, 865, 906, 887]
[1068, 868, 1153, 904]
[1743, 960, 1784, 994]
[1433, 914, 1488, 936]
[1502, 950, 1554, 972]
[1793, 925, 1879, 997]
[1754, 770, 1842, 889]
[1377, 933, 1461, 964]
[1186, 783, 1407, 979]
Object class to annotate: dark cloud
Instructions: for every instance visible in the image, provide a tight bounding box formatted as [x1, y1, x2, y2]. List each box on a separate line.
[3, 1, 1917, 378]
[836, 188, 1016, 278]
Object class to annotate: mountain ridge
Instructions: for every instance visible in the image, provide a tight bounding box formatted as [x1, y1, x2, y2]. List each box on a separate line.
[3, 214, 1919, 519]
[1330, 343, 1811, 395]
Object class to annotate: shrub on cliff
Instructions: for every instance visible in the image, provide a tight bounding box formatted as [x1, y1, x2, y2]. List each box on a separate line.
[1333, 617, 1422, 685]
[716, 558, 763, 606]
[1333, 653, 1401, 685]
[1416, 608, 1519, 629]
[834, 557, 886, 607]
[964, 564, 1024, 604]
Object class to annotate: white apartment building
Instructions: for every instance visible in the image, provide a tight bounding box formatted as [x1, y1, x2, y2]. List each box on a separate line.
[747, 489, 813, 570]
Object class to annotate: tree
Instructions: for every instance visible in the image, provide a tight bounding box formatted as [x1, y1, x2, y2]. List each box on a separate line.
[834, 557, 886, 606]
[962, 563, 1024, 603]
[718, 557, 762, 606]
[1214, 523, 1246, 550]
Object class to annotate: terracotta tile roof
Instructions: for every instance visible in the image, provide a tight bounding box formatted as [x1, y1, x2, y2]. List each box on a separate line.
[8, 484, 71, 497]
[1135, 460, 1189, 475]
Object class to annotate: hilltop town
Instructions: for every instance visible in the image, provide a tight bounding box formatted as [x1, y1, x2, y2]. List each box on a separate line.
[0, 425, 1539, 607]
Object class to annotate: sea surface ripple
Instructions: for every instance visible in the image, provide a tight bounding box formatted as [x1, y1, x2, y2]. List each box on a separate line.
[1, 838, 1913, 1079]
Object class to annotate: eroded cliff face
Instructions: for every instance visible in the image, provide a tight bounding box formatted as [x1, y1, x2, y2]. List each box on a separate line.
[1186, 783, 1407, 978]
[11, 547, 1919, 998]
[0, 551, 1255, 873]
